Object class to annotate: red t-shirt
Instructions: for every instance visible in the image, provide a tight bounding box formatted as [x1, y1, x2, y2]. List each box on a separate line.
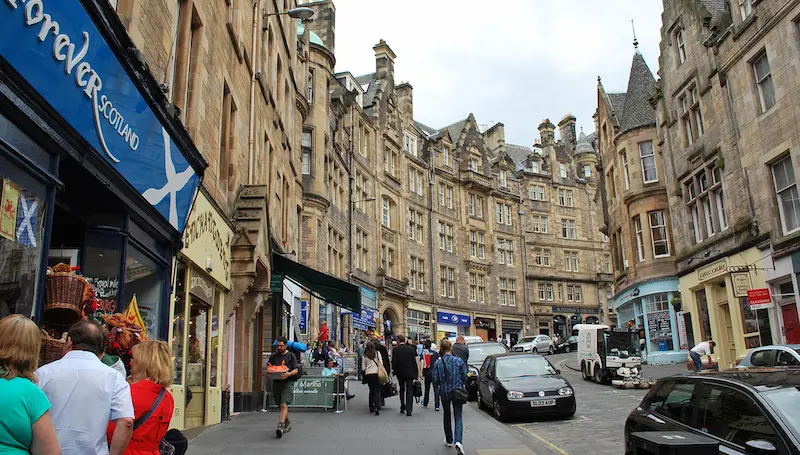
[107, 380, 174, 455]
[319, 325, 329, 341]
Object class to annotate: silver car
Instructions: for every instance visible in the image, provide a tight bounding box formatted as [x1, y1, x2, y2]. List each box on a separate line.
[737, 344, 800, 369]
[512, 335, 555, 355]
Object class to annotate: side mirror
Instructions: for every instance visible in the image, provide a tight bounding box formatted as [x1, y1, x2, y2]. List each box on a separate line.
[746, 440, 778, 455]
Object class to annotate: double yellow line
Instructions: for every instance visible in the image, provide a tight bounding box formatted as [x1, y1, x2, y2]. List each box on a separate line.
[513, 425, 569, 455]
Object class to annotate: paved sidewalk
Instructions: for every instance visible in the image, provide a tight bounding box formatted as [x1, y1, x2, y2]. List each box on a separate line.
[187, 382, 537, 455]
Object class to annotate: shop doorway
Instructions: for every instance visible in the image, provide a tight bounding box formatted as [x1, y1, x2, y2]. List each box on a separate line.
[185, 298, 210, 428]
[718, 302, 736, 367]
[782, 304, 800, 344]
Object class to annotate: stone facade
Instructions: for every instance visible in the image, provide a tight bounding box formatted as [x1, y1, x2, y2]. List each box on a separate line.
[655, 0, 800, 367]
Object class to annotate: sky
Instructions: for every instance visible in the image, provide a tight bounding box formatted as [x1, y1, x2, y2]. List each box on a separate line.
[331, 1, 664, 147]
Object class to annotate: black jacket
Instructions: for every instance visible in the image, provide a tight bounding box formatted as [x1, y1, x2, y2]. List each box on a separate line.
[391, 344, 419, 380]
[375, 342, 391, 375]
[452, 343, 470, 365]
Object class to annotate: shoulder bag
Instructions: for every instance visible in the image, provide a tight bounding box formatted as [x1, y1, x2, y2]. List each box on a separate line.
[133, 388, 176, 455]
[442, 356, 469, 404]
[374, 358, 389, 385]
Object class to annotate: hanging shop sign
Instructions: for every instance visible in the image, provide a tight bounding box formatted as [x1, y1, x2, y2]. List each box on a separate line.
[437, 311, 471, 326]
[182, 191, 233, 289]
[697, 260, 727, 282]
[747, 288, 772, 310]
[731, 273, 751, 298]
[0, 0, 200, 231]
[299, 300, 307, 333]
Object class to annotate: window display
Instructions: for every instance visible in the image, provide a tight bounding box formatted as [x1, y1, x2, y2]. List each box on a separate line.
[123, 246, 163, 336]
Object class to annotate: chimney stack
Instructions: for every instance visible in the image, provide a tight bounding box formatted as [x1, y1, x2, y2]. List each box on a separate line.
[558, 114, 577, 153]
[373, 39, 396, 81]
[395, 82, 413, 122]
[538, 119, 556, 146]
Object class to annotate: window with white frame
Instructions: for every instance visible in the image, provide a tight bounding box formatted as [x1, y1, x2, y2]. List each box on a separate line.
[621, 150, 631, 190]
[739, 0, 752, 20]
[468, 194, 484, 218]
[499, 278, 508, 306]
[408, 209, 424, 242]
[583, 165, 592, 178]
[470, 157, 479, 172]
[639, 141, 658, 183]
[560, 163, 567, 178]
[499, 170, 508, 187]
[564, 251, 579, 272]
[442, 147, 450, 166]
[381, 197, 391, 227]
[408, 166, 424, 196]
[634, 215, 646, 262]
[538, 282, 554, 301]
[530, 184, 546, 201]
[307, 70, 314, 103]
[675, 29, 686, 65]
[531, 160, 540, 173]
[354, 228, 368, 272]
[678, 85, 704, 147]
[327, 227, 345, 278]
[603, 254, 611, 273]
[438, 221, 454, 252]
[380, 244, 395, 276]
[543, 248, 551, 266]
[469, 272, 486, 303]
[302, 130, 313, 176]
[685, 164, 728, 243]
[409, 256, 425, 291]
[384, 149, 397, 176]
[561, 219, 576, 239]
[497, 239, 514, 265]
[499, 278, 517, 306]
[403, 132, 418, 157]
[754, 53, 776, 112]
[648, 210, 670, 257]
[496, 202, 513, 226]
[558, 189, 574, 207]
[771, 155, 800, 234]
[469, 230, 486, 259]
[362, 129, 369, 157]
[440, 266, 456, 298]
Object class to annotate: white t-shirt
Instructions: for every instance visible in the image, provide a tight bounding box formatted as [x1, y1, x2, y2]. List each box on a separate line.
[691, 341, 713, 356]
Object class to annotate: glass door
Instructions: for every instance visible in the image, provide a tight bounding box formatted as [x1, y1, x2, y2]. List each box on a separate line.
[185, 296, 210, 428]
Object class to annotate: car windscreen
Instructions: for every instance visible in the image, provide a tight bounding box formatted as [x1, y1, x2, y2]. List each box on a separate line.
[761, 386, 800, 440]
[496, 356, 556, 379]
[605, 331, 639, 358]
[470, 344, 507, 366]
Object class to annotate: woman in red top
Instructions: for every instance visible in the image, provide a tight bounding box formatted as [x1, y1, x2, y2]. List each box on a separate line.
[108, 340, 175, 455]
[318, 321, 329, 342]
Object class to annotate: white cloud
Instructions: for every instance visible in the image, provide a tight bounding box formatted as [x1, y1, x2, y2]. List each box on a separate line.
[332, 0, 663, 145]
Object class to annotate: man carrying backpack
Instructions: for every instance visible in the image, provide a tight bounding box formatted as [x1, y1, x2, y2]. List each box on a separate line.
[419, 339, 440, 411]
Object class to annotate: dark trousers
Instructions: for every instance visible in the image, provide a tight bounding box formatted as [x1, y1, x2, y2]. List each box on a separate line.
[690, 351, 704, 371]
[365, 374, 381, 412]
[442, 399, 464, 445]
[398, 377, 414, 414]
[423, 370, 439, 408]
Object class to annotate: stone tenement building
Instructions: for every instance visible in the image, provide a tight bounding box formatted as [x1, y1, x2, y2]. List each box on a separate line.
[596, 41, 683, 365]
[656, 0, 800, 369]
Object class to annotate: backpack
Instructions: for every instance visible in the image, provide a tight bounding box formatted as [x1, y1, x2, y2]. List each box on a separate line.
[422, 350, 433, 369]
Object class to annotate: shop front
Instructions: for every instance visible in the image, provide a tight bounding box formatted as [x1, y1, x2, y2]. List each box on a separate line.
[552, 306, 599, 336]
[0, 0, 203, 346]
[500, 317, 524, 346]
[342, 286, 378, 348]
[436, 310, 470, 340]
[170, 189, 233, 429]
[613, 278, 684, 365]
[680, 249, 772, 369]
[473, 315, 496, 341]
[406, 301, 432, 343]
[768, 252, 800, 344]
[533, 305, 553, 335]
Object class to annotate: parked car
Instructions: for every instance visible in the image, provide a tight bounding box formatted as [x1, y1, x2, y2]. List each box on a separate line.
[737, 345, 800, 369]
[512, 335, 555, 355]
[476, 353, 575, 422]
[465, 342, 509, 399]
[624, 370, 800, 454]
[447, 335, 485, 345]
[556, 336, 578, 353]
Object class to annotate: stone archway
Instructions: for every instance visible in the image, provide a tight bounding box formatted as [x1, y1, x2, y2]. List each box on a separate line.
[383, 306, 399, 337]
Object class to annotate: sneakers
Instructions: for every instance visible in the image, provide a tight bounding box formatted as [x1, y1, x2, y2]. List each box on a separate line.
[275, 422, 283, 438]
[444, 440, 453, 448]
[283, 419, 292, 433]
[276, 420, 291, 438]
[435, 406, 440, 411]
[455, 442, 465, 455]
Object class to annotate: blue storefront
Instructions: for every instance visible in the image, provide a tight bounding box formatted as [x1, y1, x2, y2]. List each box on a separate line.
[613, 278, 686, 365]
[0, 1, 205, 338]
[340, 286, 377, 345]
[436, 310, 471, 339]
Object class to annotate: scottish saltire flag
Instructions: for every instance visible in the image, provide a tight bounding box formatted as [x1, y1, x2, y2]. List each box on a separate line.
[15, 192, 39, 247]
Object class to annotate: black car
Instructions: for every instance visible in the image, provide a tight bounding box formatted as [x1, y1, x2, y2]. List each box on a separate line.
[556, 336, 578, 353]
[476, 353, 576, 422]
[465, 341, 508, 399]
[624, 370, 800, 454]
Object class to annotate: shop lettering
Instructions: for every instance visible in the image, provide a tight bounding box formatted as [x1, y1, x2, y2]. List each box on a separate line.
[6, 0, 139, 163]
[183, 209, 231, 277]
[697, 260, 727, 281]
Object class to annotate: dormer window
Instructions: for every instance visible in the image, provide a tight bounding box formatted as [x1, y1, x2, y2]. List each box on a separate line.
[531, 160, 539, 173]
[499, 170, 508, 187]
[560, 163, 567, 179]
[470, 158, 479, 172]
[403, 131, 418, 157]
[675, 29, 686, 65]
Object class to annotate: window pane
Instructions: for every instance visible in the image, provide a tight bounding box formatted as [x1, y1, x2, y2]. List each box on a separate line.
[780, 185, 800, 232]
[754, 54, 770, 81]
[696, 385, 780, 449]
[773, 157, 795, 192]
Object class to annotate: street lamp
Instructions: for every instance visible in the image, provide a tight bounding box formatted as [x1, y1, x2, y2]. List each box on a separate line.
[265, 7, 315, 20]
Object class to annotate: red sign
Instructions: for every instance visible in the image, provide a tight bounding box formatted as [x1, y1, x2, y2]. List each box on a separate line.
[747, 288, 772, 309]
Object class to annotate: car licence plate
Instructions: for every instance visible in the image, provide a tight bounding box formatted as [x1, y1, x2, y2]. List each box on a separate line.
[530, 399, 556, 407]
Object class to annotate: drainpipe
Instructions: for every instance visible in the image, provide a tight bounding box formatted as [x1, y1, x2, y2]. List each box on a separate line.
[583, 183, 603, 324]
[518, 185, 531, 336]
[247, 0, 259, 185]
[428, 163, 437, 339]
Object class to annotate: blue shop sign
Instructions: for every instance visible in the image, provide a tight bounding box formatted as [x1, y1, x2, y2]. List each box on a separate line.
[437, 312, 471, 326]
[299, 300, 307, 332]
[344, 306, 377, 331]
[0, 1, 200, 232]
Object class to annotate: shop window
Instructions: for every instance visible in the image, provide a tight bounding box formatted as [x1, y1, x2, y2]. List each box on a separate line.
[83, 231, 124, 316]
[123, 246, 165, 336]
[740, 297, 774, 348]
[696, 289, 712, 342]
[173, 263, 187, 385]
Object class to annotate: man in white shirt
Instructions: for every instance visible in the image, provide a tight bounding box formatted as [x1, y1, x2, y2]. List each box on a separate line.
[690, 340, 716, 371]
[37, 320, 134, 455]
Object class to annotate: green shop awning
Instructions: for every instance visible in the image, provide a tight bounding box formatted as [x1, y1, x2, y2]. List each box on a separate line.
[272, 253, 361, 314]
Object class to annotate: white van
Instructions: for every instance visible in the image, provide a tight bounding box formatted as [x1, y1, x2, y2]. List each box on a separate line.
[447, 336, 485, 345]
[576, 324, 641, 384]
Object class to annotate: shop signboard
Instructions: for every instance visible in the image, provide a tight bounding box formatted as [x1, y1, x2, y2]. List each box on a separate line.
[350, 307, 377, 331]
[747, 288, 772, 310]
[697, 260, 728, 282]
[437, 311, 471, 326]
[0, 1, 201, 232]
[676, 311, 689, 350]
[287, 377, 335, 408]
[647, 311, 672, 340]
[299, 300, 307, 333]
[551, 306, 598, 314]
[270, 273, 284, 294]
[182, 191, 233, 289]
[731, 273, 751, 298]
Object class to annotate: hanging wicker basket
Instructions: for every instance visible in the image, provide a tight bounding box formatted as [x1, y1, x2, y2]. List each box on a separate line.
[44, 263, 91, 327]
[39, 330, 66, 366]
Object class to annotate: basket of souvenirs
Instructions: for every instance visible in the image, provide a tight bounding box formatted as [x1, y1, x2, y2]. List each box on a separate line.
[39, 329, 67, 366]
[44, 263, 92, 327]
[102, 313, 147, 360]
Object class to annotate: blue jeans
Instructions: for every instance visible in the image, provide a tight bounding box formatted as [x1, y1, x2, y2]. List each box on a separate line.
[442, 399, 463, 444]
[690, 351, 703, 371]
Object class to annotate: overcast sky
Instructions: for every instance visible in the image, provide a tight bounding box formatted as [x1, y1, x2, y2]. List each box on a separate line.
[331, 1, 664, 147]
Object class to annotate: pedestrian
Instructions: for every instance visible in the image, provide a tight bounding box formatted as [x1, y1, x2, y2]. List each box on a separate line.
[391, 335, 419, 416]
[433, 340, 467, 455]
[419, 339, 440, 411]
[312, 343, 329, 367]
[318, 321, 329, 343]
[0, 315, 61, 455]
[267, 337, 300, 438]
[356, 341, 365, 381]
[452, 335, 470, 365]
[107, 340, 174, 455]
[36, 319, 135, 455]
[689, 340, 716, 371]
[362, 342, 384, 415]
[372, 337, 391, 408]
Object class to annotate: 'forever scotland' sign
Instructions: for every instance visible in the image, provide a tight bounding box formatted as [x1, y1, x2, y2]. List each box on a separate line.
[0, 0, 199, 232]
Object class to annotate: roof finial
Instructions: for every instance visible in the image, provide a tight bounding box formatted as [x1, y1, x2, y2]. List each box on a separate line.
[631, 20, 640, 54]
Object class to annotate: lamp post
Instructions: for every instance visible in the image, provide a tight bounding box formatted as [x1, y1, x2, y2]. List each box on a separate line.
[264, 7, 315, 20]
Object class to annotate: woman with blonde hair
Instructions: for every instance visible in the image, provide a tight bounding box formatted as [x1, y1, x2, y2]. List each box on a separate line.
[0, 315, 61, 454]
[107, 340, 175, 455]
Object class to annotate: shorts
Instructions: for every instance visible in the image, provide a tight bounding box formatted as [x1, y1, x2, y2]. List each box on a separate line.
[272, 380, 294, 406]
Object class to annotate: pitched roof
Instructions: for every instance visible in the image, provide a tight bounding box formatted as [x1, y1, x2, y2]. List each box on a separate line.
[413, 121, 439, 137]
[443, 118, 468, 143]
[505, 143, 533, 165]
[618, 52, 657, 133]
[575, 131, 596, 155]
[355, 73, 379, 108]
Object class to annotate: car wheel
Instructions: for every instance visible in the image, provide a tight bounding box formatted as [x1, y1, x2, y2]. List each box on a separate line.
[565, 346, 571, 353]
[492, 396, 506, 422]
[581, 362, 591, 381]
[477, 389, 487, 410]
[532, 347, 538, 354]
[593, 365, 604, 384]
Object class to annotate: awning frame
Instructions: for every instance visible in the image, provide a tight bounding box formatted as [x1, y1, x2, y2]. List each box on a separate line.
[272, 253, 361, 314]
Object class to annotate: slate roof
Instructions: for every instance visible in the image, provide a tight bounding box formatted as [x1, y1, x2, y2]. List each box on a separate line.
[505, 143, 533, 166]
[575, 131, 595, 155]
[355, 73, 379, 108]
[443, 118, 468, 143]
[414, 121, 439, 138]
[618, 52, 657, 134]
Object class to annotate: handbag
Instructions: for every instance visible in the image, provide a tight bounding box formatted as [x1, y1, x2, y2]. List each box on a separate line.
[413, 379, 423, 402]
[443, 356, 469, 404]
[133, 388, 176, 455]
[375, 358, 389, 385]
